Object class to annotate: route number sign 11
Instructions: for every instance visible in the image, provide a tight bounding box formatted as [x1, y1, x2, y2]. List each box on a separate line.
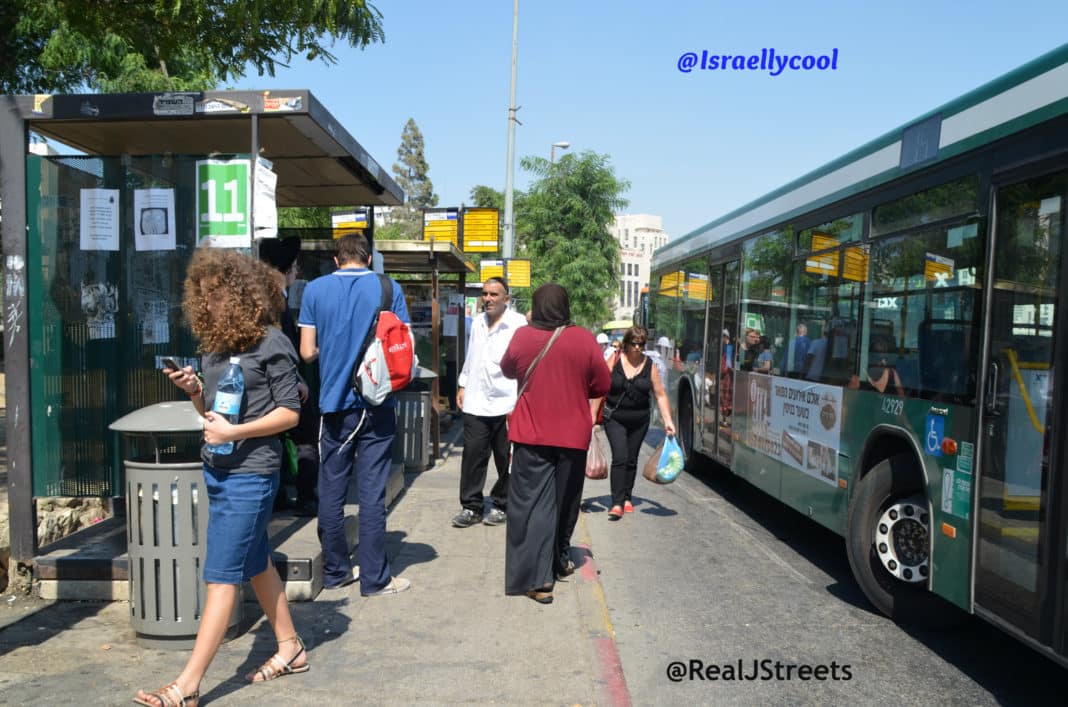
[196, 158, 251, 247]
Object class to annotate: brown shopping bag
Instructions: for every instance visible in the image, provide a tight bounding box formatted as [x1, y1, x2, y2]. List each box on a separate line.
[586, 427, 609, 480]
[642, 439, 666, 483]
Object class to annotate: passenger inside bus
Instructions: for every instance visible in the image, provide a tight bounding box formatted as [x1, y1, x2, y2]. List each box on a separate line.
[865, 334, 904, 396]
[783, 322, 810, 378]
[802, 320, 830, 381]
[755, 335, 773, 374]
[740, 327, 761, 371]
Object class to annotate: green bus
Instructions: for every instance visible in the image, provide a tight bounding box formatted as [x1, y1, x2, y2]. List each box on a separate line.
[643, 43, 1068, 665]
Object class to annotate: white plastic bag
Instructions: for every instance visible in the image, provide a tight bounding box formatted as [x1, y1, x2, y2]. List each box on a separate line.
[586, 427, 609, 480]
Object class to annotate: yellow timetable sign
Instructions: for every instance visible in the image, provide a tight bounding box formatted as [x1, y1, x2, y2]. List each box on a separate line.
[925, 252, 954, 282]
[332, 209, 368, 239]
[805, 232, 840, 276]
[685, 272, 709, 301]
[424, 208, 459, 247]
[506, 259, 531, 288]
[480, 259, 505, 282]
[463, 207, 500, 253]
[659, 270, 684, 296]
[842, 245, 870, 282]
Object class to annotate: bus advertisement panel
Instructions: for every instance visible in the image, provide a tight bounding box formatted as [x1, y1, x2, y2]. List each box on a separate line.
[742, 373, 843, 487]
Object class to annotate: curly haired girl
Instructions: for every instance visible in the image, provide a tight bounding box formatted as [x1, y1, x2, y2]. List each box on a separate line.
[134, 249, 306, 707]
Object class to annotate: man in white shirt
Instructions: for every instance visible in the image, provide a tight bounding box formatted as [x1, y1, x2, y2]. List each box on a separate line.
[452, 277, 528, 528]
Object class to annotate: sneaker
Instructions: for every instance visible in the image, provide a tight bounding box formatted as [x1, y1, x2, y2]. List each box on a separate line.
[451, 509, 482, 528]
[363, 576, 411, 597]
[623, 500, 635, 513]
[483, 508, 507, 526]
[323, 566, 360, 590]
[607, 506, 623, 521]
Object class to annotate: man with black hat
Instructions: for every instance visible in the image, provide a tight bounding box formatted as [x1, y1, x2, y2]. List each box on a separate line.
[259, 237, 320, 517]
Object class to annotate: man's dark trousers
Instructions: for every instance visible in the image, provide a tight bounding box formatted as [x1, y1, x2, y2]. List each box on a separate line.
[460, 412, 510, 514]
[318, 405, 396, 593]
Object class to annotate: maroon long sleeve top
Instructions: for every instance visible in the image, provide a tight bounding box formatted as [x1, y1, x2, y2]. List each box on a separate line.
[501, 325, 612, 450]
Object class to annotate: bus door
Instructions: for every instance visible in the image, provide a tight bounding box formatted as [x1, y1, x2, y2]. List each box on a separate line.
[717, 261, 740, 464]
[701, 264, 724, 455]
[976, 168, 1068, 650]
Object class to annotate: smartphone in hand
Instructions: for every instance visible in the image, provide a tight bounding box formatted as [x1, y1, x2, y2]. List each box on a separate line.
[160, 356, 182, 372]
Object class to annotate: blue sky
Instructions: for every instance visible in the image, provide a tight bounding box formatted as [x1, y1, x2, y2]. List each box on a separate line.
[232, 1, 1068, 241]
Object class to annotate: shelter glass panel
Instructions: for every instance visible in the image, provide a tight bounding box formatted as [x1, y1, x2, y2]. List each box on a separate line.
[27, 155, 208, 496]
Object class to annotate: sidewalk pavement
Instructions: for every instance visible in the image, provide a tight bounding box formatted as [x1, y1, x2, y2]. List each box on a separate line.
[0, 425, 628, 705]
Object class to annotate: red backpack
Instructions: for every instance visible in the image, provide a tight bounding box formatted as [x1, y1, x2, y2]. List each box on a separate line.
[352, 274, 416, 405]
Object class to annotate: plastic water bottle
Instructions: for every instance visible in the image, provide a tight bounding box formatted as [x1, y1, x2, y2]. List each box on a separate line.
[207, 357, 243, 455]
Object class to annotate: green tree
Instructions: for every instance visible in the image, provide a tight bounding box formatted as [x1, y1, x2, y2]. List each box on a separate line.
[517, 151, 629, 327]
[1, 0, 385, 93]
[374, 221, 408, 241]
[390, 118, 438, 238]
[278, 206, 331, 230]
[469, 185, 506, 212]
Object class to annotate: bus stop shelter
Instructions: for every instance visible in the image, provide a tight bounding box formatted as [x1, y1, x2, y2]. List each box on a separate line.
[0, 90, 404, 567]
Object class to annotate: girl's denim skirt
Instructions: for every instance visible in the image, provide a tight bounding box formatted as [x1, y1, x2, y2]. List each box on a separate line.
[203, 465, 279, 585]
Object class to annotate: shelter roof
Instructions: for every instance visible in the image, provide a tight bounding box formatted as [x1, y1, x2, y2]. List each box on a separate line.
[13, 90, 402, 207]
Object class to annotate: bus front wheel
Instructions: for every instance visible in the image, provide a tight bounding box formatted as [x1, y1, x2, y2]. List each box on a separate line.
[846, 454, 961, 627]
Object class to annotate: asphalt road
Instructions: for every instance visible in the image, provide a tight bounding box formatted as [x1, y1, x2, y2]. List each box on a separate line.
[581, 439, 1068, 706]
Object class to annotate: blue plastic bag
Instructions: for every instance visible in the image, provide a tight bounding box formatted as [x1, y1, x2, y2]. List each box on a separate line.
[656, 435, 685, 484]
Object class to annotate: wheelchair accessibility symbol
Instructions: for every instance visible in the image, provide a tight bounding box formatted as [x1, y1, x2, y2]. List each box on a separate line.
[925, 414, 944, 458]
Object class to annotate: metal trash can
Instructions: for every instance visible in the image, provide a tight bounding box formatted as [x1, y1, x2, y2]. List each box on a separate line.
[109, 401, 241, 649]
[395, 366, 437, 471]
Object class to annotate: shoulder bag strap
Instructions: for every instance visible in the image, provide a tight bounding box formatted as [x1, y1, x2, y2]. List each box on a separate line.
[516, 325, 565, 400]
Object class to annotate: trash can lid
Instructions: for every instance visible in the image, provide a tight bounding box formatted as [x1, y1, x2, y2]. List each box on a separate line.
[109, 401, 204, 433]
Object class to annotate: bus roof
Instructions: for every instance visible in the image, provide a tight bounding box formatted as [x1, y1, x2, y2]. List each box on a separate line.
[653, 42, 1068, 271]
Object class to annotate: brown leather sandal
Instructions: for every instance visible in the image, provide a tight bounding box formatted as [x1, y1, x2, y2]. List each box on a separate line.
[526, 588, 554, 604]
[247, 635, 310, 682]
[131, 682, 199, 707]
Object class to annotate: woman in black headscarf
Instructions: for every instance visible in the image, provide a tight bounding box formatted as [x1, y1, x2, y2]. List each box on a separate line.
[500, 284, 611, 603]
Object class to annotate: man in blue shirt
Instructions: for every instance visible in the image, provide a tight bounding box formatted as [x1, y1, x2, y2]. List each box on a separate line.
[298, 234, 411, 596]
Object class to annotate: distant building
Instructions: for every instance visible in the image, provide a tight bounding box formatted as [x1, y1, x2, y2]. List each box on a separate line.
[611, 214, 668, 320]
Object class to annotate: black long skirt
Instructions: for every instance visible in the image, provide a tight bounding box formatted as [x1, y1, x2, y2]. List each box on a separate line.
[505, 443, 587, 596]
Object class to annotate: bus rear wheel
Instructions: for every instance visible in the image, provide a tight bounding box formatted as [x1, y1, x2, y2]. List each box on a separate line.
[846, 453, 961, 628]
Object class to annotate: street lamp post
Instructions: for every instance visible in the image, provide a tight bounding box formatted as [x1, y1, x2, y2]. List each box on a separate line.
[550, 141, 570, 163]
[502, 0, 520, 259]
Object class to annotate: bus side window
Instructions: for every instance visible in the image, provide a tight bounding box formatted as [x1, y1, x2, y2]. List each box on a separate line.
[919, 319, 972, 400]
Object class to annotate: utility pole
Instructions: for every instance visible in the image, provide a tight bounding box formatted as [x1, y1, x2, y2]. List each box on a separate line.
[502, 0, 519, 259]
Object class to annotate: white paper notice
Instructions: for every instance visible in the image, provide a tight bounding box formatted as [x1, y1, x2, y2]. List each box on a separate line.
[133, 188, 177, 251]
[443, 304, 458, 337]
[254, 159, 278, 239]
[141, 299, 170, 345]
[80, 189, 120, 251]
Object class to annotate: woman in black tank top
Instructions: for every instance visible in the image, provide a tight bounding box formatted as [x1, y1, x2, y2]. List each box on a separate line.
[595, 326, 676, 520]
